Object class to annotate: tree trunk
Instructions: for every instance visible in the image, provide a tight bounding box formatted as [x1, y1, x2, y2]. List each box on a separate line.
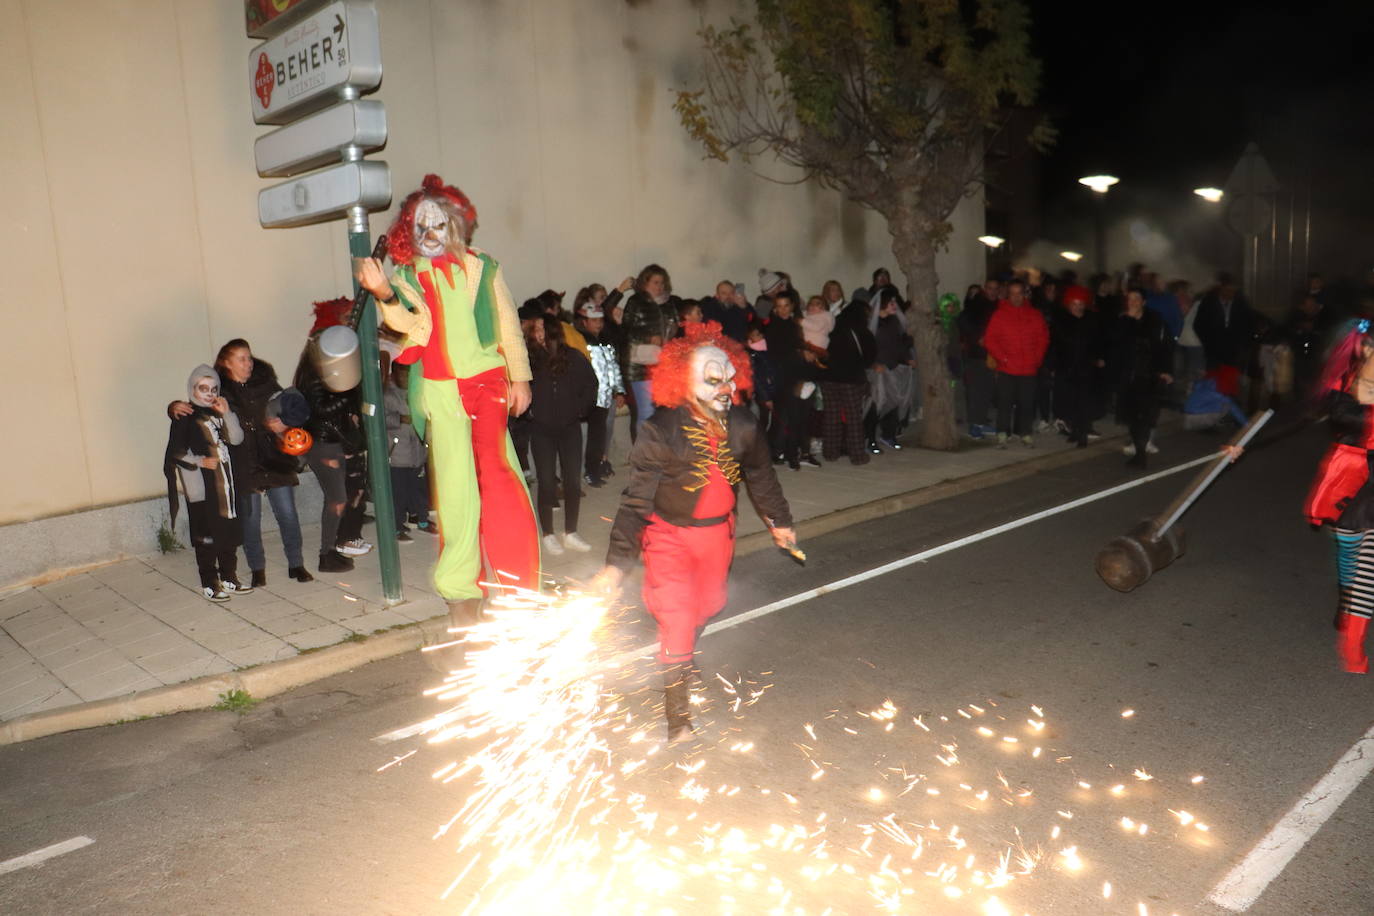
[891, 223, 960, 451]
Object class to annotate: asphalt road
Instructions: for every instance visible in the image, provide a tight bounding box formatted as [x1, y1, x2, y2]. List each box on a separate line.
[1, 418, 1370, 916]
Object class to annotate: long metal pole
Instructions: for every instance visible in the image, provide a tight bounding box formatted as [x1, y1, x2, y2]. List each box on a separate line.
[347, 199, 402, 604]
[1154, 409, 1273, 537]
[1095, 193, 1107, 275]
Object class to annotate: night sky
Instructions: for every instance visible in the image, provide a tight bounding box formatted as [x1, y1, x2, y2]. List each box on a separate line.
[1027, 0, 1374, 292]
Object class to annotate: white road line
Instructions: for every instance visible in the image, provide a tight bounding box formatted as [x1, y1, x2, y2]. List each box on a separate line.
[374, 720, 432, 743]
[0, 836, 94, 876]
[1208, 721, 1374, 911]
[374, 453, 1214, 744]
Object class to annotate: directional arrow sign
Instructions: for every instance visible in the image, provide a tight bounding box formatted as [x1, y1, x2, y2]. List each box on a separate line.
[258, 160, 391, 228]
[254, 99, 386, 178]
[248, 0, 381, 126]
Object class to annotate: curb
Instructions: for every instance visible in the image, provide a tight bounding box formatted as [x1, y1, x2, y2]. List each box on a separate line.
[0, 614, 453, 746]
[1, 430, 1135, 746]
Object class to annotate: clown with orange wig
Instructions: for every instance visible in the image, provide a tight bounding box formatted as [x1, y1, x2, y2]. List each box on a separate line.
[355, 175, 538, 639]
[594, 321, 797, 741]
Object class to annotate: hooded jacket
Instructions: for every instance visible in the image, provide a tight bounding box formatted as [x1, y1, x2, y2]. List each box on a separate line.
[164, 365, 244, 524]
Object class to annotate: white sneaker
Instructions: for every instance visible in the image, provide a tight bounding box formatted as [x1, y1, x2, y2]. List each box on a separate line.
[1122, 443, 1137, 457]
[542, 534, 565, 557]
[563, 532, 592, 552]
[202, 585, 230, 602]
[336, 538, 373, 556]
[1145, 440, 1160, 455]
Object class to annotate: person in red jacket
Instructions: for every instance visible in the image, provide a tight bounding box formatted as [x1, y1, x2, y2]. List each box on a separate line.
[983, 279, 1050, 446]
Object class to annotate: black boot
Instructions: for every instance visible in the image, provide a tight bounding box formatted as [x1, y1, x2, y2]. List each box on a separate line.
[662, 663, 695, 743]
[250, 569, 267, 589]
[318, 551, 354, 573]
[289, 565, 315, 582]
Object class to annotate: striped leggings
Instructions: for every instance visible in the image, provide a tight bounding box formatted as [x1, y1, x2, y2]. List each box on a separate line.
[1333, 528, 1374, 619]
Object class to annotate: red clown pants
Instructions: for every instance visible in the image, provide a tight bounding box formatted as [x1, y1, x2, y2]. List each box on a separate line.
[642, 514, 735, 664]
[423, 367, 540, 601]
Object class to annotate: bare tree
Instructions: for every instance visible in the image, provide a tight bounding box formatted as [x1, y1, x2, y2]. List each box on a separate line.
[674, 0, 1049, 449]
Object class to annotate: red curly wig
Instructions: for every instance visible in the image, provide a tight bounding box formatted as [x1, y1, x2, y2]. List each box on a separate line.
[649, 321, 753, 408]
[385, 174, 478, 266]
[309, 296, 353, 334]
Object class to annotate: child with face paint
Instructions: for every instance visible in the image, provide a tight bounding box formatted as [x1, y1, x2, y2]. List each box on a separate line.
[593, 322, 798, 742]
[164, 366, 247, 601]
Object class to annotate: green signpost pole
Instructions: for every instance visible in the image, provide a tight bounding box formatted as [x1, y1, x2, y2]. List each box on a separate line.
[348, 205, 403, 604]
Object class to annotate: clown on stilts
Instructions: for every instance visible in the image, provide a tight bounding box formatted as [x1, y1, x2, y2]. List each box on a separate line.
[355, 175, 539, 641]
[1305, 318, 1374, 674]
[593, 322, 798, 741]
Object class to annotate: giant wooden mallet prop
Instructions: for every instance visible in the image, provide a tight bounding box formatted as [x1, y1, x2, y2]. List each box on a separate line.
[1096, 409, 1273, 592]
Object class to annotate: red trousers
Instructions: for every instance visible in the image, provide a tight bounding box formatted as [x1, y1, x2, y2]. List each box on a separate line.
[424, 368, 540, 600]
[642, 515, 735, 664]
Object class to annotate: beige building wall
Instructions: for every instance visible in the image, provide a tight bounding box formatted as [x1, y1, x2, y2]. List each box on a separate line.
[1, 0, 983, 532]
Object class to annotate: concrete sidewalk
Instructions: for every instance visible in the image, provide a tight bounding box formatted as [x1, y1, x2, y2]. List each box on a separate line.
[0, 421, 1134, 743]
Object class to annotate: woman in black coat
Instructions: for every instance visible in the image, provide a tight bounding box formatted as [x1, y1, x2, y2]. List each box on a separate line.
[527, 315, 599, 555]
[1051, 290, 1106, 447]
[1107, 290, 1173, 467]
[820, 301, 877, 464]
[212, 340, 311, 584]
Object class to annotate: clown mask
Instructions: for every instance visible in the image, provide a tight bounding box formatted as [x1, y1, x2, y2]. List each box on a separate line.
[690, 345, 736, 420]
[414, 199, 461, 259]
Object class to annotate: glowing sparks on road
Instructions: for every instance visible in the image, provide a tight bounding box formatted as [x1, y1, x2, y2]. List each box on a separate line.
[386, 596, 1213, 913]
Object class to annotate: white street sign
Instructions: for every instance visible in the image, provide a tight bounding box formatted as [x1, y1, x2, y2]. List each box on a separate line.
[254, 99, 386, 178]
[258, 160, 391, 228]
[248, 0, 381, 126]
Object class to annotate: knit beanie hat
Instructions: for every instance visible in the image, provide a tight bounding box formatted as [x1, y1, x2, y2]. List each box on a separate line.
[187, 365, 220, 407]
[758, 269, 785, 295]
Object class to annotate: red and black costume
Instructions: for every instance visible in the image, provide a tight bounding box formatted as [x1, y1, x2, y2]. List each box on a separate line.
[603, 323, 793, 739]
[1304, 321, 1374, 673]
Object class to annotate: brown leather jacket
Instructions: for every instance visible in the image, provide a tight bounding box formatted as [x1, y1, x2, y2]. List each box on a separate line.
[606, 405, 793, 571]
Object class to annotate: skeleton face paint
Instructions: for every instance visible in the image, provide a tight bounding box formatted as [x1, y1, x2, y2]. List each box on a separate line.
[187, 365, 221, 408]
[415, 199, 459, 259]
[689, 346, 736, 418]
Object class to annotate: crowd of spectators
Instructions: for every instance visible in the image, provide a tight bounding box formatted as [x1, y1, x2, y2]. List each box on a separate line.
[166, 250, 1349, 601]
[513, 265, 925, 488]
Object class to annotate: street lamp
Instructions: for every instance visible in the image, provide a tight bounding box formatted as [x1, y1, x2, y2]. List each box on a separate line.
[1060, 251, 1084, 262]
[1078, 175, 1120, 194]
[978, 235, 1005, 248]
[1193, 187, 1224, 203]
[1078, 174, 1119, 274]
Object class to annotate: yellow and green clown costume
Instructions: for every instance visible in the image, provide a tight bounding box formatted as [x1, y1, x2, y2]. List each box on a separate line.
[377, 248, 540, 601]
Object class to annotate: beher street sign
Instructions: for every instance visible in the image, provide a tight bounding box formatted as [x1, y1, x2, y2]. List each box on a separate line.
[248, 0, 381, 126]
[254, 99, 386, 178]
[258, 160, 390, 228]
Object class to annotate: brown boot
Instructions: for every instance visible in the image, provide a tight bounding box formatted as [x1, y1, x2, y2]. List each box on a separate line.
[447, 598, 485, 628]
[662, 663, 695, 743]
[423, 599, 485, 675]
